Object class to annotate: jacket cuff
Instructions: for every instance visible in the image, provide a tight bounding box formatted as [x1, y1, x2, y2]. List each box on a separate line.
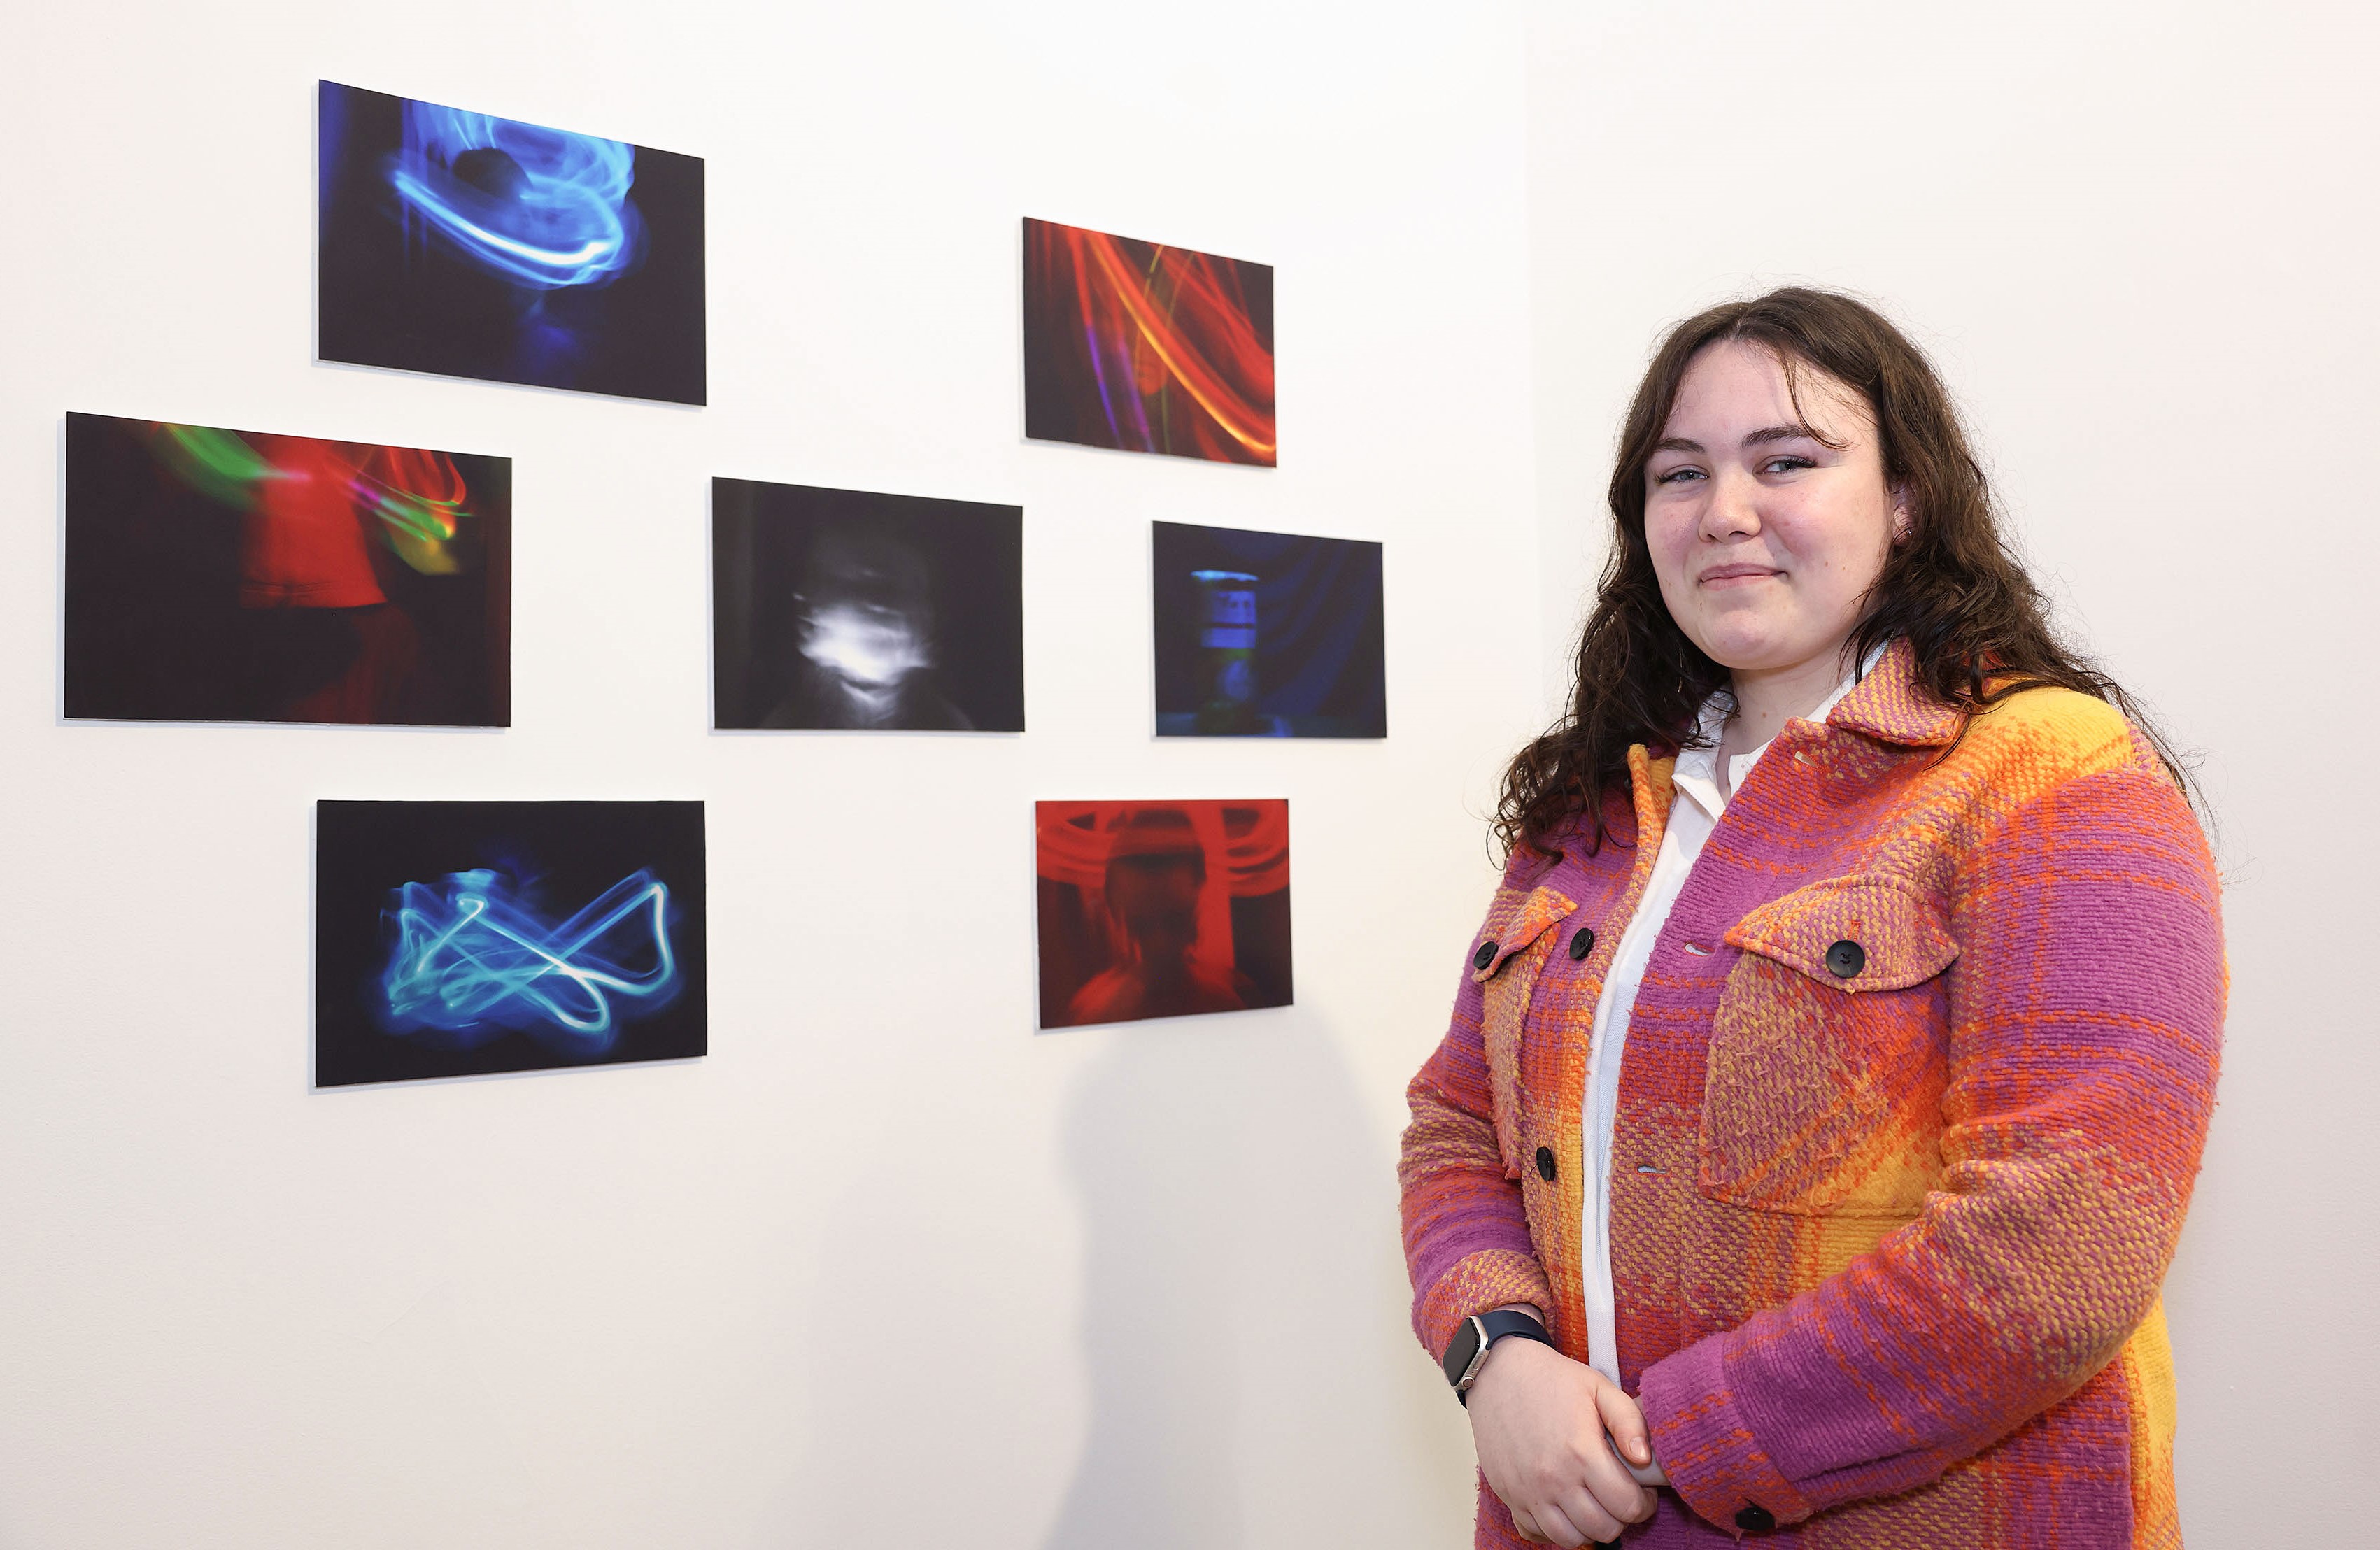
[1415, 1249, 1554, 1363]
[1638, 1335, 1813, 1532]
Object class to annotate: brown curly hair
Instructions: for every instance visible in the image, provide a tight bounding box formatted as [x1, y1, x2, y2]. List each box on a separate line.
[1499, 286, 2195, 860]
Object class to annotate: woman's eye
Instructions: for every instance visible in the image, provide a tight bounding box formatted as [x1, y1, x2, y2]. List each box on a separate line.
[1655, 467, 1704, 485]
[1762, 456, 1817, 475]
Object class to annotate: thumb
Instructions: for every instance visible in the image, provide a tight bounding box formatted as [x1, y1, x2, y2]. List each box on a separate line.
[1593, 1379, 1652, 1468]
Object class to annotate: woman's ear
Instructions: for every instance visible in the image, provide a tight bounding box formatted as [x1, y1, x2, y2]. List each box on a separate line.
[1889, 483, 1915, 543]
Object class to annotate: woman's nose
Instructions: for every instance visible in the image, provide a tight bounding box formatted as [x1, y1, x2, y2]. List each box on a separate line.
[1699, 468, 1764, 540]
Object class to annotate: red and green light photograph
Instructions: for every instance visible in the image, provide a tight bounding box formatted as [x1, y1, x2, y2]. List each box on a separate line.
[64, 411, 511, 726]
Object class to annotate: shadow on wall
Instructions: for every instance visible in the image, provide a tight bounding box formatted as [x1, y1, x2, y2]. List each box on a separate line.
[1039, 1014, 1404, 1550]
[1039, 1024, 1251, 1549]
[750, 1009, 1450, 1547]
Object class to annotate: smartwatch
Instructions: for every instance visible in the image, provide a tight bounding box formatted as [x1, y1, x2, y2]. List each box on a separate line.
[1441, 1309, 1554, 1405]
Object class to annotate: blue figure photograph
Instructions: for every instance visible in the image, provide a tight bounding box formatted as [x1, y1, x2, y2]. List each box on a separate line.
[1150, 521, 1385, 738]
[314, 799, 707, 1087]
[316, 81, 706, 404]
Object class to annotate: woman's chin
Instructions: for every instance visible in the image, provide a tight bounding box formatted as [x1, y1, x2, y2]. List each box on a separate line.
[1690, 616, 1853, 677]
[1691, 627, 1789, 674]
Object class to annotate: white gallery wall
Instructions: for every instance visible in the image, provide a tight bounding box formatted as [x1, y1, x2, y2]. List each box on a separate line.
[7, 1, 2373, 1546]
[1522, 1, 2380, 1542]
[0, 3, 1539, 1546]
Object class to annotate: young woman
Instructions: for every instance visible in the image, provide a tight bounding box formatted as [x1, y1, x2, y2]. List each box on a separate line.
[1400, 290, 2221, 1548]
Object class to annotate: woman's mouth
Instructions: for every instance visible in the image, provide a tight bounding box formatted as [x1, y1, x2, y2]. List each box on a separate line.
[1699, 564, 1781, 588]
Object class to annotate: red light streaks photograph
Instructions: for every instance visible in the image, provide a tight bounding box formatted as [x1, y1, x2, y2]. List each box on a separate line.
[1022, 218, 1276, 467]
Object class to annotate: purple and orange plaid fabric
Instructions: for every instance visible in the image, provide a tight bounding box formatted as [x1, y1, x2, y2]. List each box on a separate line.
[1401, 641, 2222, 1547]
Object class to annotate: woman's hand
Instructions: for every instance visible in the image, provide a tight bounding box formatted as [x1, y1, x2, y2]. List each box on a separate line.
[1466, 1334, 1659, 1546]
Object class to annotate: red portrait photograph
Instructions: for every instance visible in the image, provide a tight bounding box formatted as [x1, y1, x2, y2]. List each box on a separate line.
[1035, 800, 1293, 1030]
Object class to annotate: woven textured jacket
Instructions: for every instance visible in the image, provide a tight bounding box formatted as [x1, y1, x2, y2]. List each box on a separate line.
[1400, 642, 2223, 1547]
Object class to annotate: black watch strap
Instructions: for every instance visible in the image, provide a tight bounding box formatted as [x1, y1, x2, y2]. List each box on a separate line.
[1443, 1310, 1554, 1405]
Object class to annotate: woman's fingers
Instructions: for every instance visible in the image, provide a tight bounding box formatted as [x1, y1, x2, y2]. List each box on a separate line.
[1583, 1377, 1662, 1514]
[1468, 1339, 1660, 1544]
[1592, 1377, 1654, 1470]
[1547, 1480, 1626, 1544]
[1570, 1430, 1657, 1530]
[1517, 1500, 1592, 1548]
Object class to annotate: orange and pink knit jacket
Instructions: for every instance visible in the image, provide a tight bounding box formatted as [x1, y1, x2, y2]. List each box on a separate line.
[1400, 643, 2223, 1547]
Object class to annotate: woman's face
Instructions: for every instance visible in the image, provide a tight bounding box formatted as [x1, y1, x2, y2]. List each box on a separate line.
[1643, 340, 1908, 678]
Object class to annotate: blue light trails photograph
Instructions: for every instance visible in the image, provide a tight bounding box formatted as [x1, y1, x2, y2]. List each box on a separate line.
[317, 82, 706, 404]
[315, 800, 707, 1088]
[378, 867, 682, 1053]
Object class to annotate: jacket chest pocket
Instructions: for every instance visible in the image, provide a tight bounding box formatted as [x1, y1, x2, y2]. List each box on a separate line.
[1471, 883, 1577, 1180]
[1698, 874, 1956, 1217]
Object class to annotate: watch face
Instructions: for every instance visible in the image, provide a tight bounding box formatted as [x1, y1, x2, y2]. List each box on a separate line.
[1441, 1317, 1484, 1387]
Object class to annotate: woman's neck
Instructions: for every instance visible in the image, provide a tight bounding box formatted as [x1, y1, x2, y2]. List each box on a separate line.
[1715, 644, 1859, 790]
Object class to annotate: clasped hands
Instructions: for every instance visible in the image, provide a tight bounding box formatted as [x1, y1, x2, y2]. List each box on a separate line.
[1466, 1325, 1662, 1547]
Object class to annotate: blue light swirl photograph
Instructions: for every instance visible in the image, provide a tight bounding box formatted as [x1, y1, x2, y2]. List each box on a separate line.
[378, 867, 681, 1051]
[317, 81, 706, 404]
[316, 800, 707, 1088]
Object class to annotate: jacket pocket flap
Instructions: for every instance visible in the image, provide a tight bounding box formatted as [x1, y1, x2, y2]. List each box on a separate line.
[1724, 874, 1957, 992]
[1471, 884, 1579, 982]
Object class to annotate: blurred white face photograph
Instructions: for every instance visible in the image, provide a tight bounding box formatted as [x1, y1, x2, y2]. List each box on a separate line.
[710, 478, 1024, 734]
[791, 524, 938, 707]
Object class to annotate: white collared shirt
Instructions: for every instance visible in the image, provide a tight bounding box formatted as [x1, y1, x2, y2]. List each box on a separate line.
[1579, 649, 1880, 1386]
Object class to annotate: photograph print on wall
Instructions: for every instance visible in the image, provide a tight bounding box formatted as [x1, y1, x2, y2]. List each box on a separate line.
[64, 411, 510, 727]
[1035, 800, 1292, 1030]
[318, 80, 706, 404]
[1022, 218, 1275, 466]
[712, 478, 1025, 732]
[1152, 521, 1384, 738]
[315, 801, 707, 1088]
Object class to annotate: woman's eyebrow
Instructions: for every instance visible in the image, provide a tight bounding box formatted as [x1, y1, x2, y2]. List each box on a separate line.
[1654, 423, 1828, 456]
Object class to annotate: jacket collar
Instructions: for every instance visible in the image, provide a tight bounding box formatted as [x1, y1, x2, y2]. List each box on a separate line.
[1618, 639, 1958, 846]
[1823, 637, 1963, 747]
[1625, 744, 1677, 855]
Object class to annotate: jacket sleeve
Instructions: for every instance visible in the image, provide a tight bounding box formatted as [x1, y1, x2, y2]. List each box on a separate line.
[1638, 730, 2225, 1529]
[1399, 897, 1555, 1367]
